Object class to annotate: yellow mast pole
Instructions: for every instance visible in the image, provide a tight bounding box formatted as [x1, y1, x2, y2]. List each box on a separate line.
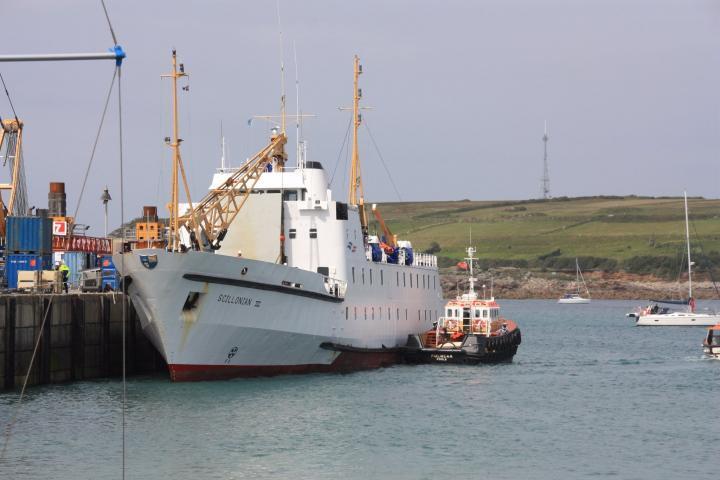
[161, 50, 186, 251]
[348, 55, 367, 235]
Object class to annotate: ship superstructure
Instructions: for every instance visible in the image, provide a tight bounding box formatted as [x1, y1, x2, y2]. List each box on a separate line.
[116, 53, 443, 380]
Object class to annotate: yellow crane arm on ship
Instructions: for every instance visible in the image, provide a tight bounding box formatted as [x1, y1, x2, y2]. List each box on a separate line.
[371, 203, 397, 248]
[178, 132, 287, 249]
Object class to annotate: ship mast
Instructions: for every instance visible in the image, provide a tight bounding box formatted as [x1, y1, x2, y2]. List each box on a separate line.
[348, 55, 368, 236]
[162, 50, 199, 251]
[464, 246, 478, 300]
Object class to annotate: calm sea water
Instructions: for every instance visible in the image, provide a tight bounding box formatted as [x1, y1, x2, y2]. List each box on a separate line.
[1, 300, 719, 479]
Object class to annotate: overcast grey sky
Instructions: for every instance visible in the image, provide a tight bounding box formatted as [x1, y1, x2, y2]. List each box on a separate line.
[1, 0, 719, 235]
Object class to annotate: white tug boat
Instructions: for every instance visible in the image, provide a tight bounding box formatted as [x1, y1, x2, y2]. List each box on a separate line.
[558, 258, 590, 304]
[402, 247, 521, 364]
[702, 324, 720, 358]
[627, 192, 720, 326]
[116, 53, 444, 380]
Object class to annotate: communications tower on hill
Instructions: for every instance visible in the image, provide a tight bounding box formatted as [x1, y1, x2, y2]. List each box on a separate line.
[541, 121, 550, 199]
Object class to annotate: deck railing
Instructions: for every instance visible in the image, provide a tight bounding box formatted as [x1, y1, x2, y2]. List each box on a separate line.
[364, 246, 437, 269]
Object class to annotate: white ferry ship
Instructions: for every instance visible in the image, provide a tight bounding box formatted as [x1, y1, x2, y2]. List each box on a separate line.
[116, 53, 443, 380]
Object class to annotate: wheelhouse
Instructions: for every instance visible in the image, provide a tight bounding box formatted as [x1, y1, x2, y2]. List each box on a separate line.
[440, 300, 499, 335]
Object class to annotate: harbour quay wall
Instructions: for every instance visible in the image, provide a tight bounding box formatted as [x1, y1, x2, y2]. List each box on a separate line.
[0, 293, 166, 391]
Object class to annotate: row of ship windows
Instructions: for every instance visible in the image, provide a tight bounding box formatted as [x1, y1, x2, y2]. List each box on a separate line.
[351, 267, 436, 290]
[345, 307, 438, 322]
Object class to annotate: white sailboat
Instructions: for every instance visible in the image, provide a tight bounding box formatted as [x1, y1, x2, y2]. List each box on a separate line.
[628, 192, 720, 326]
[558, 258, 590, 304]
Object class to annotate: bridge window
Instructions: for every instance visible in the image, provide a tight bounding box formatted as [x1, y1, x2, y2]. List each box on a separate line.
[446, 308, 452, 317]
[309, 228, 317, 239]
[380, 270, 384, 285]
[422, 275, 426, 289]
[403, 273, 406, 287]
[370, 269, 373, 285]
[362, 268, 365, 284]
[396, 271, 399, 286]
[289, 228, 296, 239]
[352, 267, 355, 283]
[345, 307, 348, 320]
[283, 190, 298, 201]
[410, 274, 413, 288]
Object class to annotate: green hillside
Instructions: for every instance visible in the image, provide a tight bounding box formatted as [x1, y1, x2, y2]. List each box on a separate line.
[370, 196, 720, 277]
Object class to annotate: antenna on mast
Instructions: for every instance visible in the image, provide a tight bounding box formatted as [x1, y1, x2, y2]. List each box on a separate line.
[293, 40, 304, 169]
[276, 0, 286, 135]
[220, 120, 227, 170]
[542, 120, 550, 199]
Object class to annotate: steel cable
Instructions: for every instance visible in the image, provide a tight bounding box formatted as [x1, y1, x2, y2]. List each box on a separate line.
[329, 116, 352, 187]
[363, 121, 403, 202]
[100, 0, 118, 46]
[72, 67, 117, 222]
[0, 72, 19, 123]
[117, 63, 126, 480]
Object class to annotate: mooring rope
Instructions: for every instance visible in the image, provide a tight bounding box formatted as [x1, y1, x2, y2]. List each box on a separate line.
[0, 294, 55, 462]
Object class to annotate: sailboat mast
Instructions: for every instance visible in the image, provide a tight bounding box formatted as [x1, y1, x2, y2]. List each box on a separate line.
[576, 258, 580, 295]
[684, 191, 692, 300]
[348, 55, 368, 235]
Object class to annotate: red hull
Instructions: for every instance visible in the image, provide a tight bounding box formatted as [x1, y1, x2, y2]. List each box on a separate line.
[168, 350, 401, 381]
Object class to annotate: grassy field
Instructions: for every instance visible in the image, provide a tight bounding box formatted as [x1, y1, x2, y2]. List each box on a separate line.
[370, 196, 720, 276]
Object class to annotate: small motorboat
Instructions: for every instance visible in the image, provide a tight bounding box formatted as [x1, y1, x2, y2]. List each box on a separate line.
[703, 323, 720, 358]
[402, 247, 521, 364]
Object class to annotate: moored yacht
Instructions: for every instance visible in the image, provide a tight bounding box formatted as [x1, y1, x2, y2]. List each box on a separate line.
[558, 258, 590, 304]
[627, 193, 720, 326]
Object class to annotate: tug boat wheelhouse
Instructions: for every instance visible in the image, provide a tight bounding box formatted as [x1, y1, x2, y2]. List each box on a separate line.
[403, 247, 521, 364]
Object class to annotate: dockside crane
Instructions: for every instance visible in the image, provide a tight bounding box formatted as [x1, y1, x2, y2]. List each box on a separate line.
[0, 118, 28, 238]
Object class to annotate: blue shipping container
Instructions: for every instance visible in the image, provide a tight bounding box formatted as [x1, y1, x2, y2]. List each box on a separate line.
[6, 253, 53, 289]
[6, 216, 53, 254]
[100, 255, 118, 290]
